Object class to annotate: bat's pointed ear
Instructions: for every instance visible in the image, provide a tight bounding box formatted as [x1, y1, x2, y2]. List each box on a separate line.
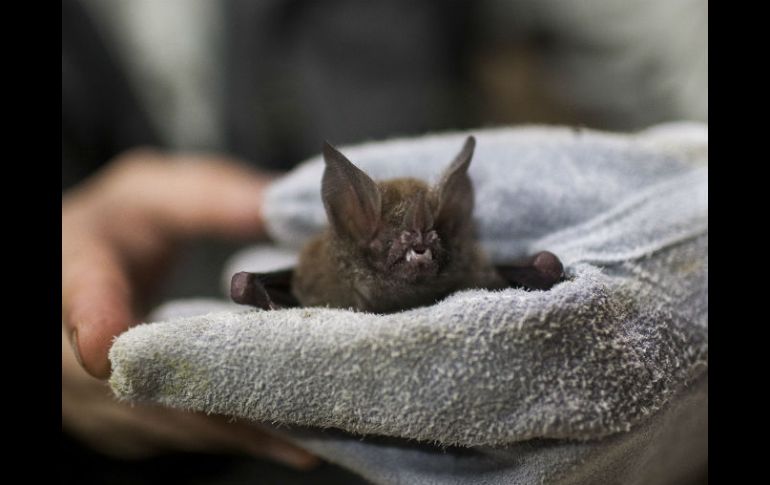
[322, 141, 381, 242]
[434, 136, 475, 235]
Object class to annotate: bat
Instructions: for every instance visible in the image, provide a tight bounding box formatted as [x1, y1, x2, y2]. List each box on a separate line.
[232, 136, 563, 311]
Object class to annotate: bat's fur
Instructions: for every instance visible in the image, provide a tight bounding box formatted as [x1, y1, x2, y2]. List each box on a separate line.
[292, 137, 505, 313]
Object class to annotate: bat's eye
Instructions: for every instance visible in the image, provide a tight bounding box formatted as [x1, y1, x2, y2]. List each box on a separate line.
[425, 230, 438, 244]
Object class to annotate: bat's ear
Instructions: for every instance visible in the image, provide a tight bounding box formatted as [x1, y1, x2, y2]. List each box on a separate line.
[322, 141, 382, 242]
[434, 136, 475, 235]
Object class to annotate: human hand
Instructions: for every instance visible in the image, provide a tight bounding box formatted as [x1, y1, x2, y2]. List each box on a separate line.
[62, 149, 320, 467]
[62, 148, 275, 378]
[62, 326, 319, 468]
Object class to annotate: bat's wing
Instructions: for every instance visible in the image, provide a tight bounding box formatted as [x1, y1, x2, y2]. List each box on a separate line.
[231, 252, 565, 311]
[495, 251, 564, 291]
[231, 268, 299, 310]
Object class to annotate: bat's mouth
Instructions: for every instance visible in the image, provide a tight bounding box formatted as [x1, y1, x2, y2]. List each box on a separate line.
[405, 247, 432, 263]
[383, 231, 441, 280]
[389, 243, 440, 282]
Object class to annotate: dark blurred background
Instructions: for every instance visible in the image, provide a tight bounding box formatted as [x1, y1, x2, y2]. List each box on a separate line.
[63, 0, 707, 301]
[62, 0, 707, 482]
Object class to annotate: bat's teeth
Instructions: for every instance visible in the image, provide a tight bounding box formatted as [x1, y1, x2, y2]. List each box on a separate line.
[406, 248, 431, 263]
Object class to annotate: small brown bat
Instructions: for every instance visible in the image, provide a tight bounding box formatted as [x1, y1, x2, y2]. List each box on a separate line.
[291, 136, 507, 313]
[231, 137, 564, 312]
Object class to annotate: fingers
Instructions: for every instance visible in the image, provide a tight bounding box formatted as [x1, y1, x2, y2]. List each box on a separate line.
[62, 151, 319, 467]
[62, 239, 135, 379]
[63, 151, 280, 378]
[183, 414, 321, 469]
[63, 326, 320, 468]
[251, 438, 320, 470]
[103, 152, 277, 240]
[218, 418, 321, 470]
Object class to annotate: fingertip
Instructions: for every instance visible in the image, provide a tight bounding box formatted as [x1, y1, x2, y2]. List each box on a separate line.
[67, 299, 134, 380]
[71, 320, 115, 379]
[260, 443, 321, 471]
[241, 428, 321, 470]
[69, 327, 84, 368]
[218, 175, 273, 238]
[289, 454, 322, 471]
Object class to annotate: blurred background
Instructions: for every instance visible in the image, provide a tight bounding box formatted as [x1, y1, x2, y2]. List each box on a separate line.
[63, 0, 707, 300]
[62, 0, 707, 482]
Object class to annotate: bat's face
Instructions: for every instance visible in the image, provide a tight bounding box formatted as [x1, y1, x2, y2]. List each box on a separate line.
[381, 226, 442, 282]
[366, 180, 445, 283]
[321, 136, 476, 286]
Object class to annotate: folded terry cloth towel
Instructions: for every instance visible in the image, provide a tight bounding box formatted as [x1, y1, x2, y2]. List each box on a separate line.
[109, 122, 708, 484]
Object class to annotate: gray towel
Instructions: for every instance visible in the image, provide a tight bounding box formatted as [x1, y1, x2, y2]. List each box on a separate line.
[109, 123, 707, 484]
